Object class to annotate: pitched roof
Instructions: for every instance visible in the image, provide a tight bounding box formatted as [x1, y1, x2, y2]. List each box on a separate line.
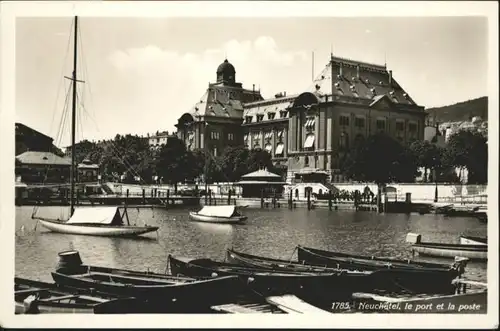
[16, 151, 71, 166]
[242, 95, 296, 121]
[241, 169, 281, 179]
[310, 57, 418, 106]
[188, 87, 245, 119]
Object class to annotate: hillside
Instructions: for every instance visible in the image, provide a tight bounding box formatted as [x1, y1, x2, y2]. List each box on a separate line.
[426, 96, 488, 123]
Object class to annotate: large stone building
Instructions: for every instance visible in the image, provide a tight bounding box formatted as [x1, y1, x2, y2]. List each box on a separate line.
[176, 55, 426, 183]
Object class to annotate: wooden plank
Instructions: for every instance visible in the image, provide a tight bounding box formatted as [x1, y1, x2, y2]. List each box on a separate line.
[15, 288, 46, 295]
[39, 294, 79, 302]
[211, 304, 263, 314]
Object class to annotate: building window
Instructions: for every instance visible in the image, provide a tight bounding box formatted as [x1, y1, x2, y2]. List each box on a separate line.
[304, 156, 309, 167]
[211, 131, 220, 140]
[305, 117, 315, 131]
[213, 147, 218, 157]
[354, 117, 365, 128]
[227, 133, 234, 141]
[304, 133, 315, 149]
[339, 115, 350, 126]
[275, 143, 284, 156]
[268, 112, 276, 120]
[264, 132, 273, 141]
[277, 130, 284, 142]
[396, 121, 405, 131]
[339, 132, 349, 150]
[245, 116, 252, 124]
[280, 110, 288, 118]
[409, 122, 417, 132]
[376, 119, 386, 130]
[264, 143, 272, 153]
[256, 115, 264, 122]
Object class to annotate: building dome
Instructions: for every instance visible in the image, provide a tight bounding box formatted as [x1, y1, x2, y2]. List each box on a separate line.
[216, 59, 235, 75]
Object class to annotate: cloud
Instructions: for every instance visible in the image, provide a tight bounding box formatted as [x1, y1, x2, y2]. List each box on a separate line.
[105, 36, 310, 135]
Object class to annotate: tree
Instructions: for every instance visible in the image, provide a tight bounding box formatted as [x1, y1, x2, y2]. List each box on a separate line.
[246, 148, 274, 173]
[445, 130, 488, 184]
[341, 133, 418, 203]
[218, 146, 251, 182]
[409, 140, 441, 182]
[156, 137, 191, 192]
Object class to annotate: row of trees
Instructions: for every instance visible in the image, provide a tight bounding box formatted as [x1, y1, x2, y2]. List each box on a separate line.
[70, 129, 488, 188]
[340, 130, 488, 185]
[69, 134, 278, 189]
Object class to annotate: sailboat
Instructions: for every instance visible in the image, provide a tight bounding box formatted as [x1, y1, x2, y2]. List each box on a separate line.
[33, 16, 159, 237]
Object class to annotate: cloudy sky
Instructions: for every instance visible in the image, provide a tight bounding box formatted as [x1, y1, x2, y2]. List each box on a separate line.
[15, 16, 488, 146]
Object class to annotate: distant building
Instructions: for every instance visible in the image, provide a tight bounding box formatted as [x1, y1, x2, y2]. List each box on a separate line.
[148, 131, 175, 149]
[438, 116, 488, 142]
[15, 151, 71, 184]
[15, 123, 54, 155]
[77, 159, 100, 183]
[177, 55, 426, 183]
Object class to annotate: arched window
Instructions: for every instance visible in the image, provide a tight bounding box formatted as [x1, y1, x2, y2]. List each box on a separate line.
[318, 189, 323, 195]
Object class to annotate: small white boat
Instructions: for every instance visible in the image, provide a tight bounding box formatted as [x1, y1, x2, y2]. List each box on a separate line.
[189, 206, 247, 224]
[36, 207, 158, 237]
[460, 235, 487, 246]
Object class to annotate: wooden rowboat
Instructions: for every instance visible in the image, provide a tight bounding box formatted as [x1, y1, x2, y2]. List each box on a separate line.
[459, 235, 487, 245]
[406, 233, 487, 261]
[226, 249, 462, 295]
[14, 277, 132, 314]
[51, 251, 244, 312]
[189, 206, 247, 224]
[296, 245, 464, 272]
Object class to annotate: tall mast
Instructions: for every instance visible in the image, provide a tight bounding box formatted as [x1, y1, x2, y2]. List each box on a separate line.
[70, 16, 78, 216]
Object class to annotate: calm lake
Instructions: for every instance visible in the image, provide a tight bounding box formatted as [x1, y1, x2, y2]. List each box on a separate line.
[15, 206, 487, 283]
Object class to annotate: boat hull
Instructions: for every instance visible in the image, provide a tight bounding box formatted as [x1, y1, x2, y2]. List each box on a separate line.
[51, 265, 244, 311]
[296, 246, 457, 271]
[14, 277, 126, 314]
[189, 212, 247, 224]
[168, 255, 385, 304]
[38, 219, 158, 237]
[411, 244, 487, 261]
[459, 236, 487, 246]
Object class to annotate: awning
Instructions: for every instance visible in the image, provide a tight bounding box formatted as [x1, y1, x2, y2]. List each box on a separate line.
[275, 143, 284, 155]
[265, 144, 272, 152]
[304, 134, 315, 148]
[66, 207, 123, 225]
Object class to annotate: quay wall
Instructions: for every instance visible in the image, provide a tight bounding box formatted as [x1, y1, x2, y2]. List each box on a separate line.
[108, 182, 487, 203]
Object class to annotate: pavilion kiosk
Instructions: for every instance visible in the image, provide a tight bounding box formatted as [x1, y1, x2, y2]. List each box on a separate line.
[237, 169, 287, 198]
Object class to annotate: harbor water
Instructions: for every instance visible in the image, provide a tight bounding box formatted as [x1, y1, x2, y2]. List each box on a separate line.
[15, 206, 487, 283]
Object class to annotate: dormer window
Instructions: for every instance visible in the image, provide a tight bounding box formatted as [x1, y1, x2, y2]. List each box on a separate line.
[336, 74, 342, 79]
[403, 93, 408, 98]
[315, 84, 321, 90]
[245, 116, 252, 124]
[334, 82, 341, 89]
[350, 85, 356, 90]
[389, 91, 395, 96]
[365, 79, 370, 84]
[279, 110, 288, 118]
[268, 112, 276, 120]
[352, 77, 357, 81]
[371, 87, 376, 95]
[379, 81, 384, 85]
[256, 114, 264, 122]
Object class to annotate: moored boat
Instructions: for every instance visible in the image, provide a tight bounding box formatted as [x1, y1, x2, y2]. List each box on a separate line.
[227, 249, 463, 295]
[460, 235, 487, 246]
[14, 277, 133, 314]
[168, 254, 378, 305]
[406, 233, 487, 261]
[51, 251, 244, 312]
[296, 245, 465, 272]
[31, 16, 159, 239]
[37, 207, 159, 237]
[189, 205, 247, 224]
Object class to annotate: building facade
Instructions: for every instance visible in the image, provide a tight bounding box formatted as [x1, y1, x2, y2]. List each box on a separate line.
[15, 122, 55, 155]
[177, 55, 426, 183]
